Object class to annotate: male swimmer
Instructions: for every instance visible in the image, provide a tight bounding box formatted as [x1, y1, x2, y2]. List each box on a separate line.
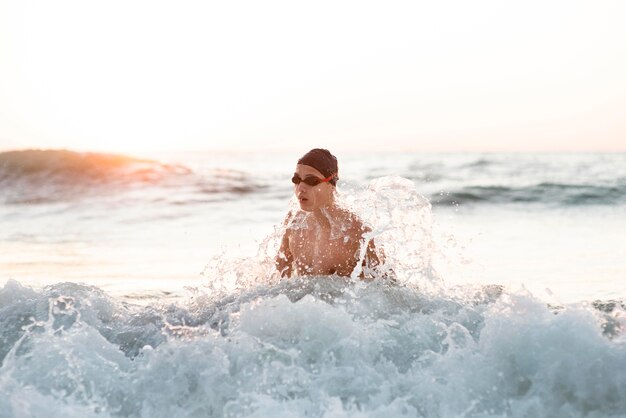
[276, 148, 381, 278]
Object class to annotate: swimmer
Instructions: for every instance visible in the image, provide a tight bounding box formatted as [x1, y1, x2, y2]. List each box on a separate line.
[276, 148, 382, 278]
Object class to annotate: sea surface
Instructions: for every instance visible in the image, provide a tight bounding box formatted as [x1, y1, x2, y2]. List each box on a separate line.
[0, 149, 625, 417]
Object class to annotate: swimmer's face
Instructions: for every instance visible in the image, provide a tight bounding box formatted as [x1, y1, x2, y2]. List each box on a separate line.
[293, 164, 335, 211]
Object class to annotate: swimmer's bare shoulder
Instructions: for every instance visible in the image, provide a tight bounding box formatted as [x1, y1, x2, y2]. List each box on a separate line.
[338, 209, 369, 241]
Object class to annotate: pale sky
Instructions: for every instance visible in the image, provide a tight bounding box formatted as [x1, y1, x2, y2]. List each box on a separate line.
[1, 0, 625, 154]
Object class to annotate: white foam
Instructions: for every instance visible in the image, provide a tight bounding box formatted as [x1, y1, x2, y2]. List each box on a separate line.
[1, 279, 624, 417]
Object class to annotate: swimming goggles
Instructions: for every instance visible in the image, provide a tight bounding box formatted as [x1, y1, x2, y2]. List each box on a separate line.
[291, 173, 335, 186]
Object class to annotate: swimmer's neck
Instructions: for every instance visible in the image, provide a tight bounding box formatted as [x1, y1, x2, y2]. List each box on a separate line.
[308, 203, 340, 223]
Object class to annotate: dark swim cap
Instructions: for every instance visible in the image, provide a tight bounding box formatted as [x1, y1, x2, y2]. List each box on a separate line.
[297, 148, 338, 185]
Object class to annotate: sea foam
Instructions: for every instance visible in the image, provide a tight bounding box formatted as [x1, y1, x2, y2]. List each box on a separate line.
[0, 278, 625, 417]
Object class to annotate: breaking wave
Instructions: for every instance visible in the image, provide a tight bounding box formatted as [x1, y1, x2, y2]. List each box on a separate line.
[0, 149, 265, 204]
[0, 278, 624, 417]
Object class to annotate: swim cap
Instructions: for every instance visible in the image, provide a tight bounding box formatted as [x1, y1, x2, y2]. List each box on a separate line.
[297, 148, 338, 185]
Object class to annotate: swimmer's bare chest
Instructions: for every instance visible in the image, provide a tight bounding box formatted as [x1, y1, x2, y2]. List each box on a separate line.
[288, 226, 360, 276]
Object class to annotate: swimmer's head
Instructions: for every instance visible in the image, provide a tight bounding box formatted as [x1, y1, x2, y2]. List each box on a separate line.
[297, 148, 338, 186]
[293, 149, 338, 211]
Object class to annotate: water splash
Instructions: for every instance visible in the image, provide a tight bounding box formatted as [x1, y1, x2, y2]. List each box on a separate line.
[201, 175, 442, 296]
[338, 176, 441, 289]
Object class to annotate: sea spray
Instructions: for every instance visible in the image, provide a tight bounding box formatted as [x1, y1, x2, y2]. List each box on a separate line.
[338, 175, 441, 288]
[201, 175, 442, 296]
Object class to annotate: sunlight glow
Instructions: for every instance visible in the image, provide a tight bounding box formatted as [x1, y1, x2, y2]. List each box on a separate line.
[1, 0, 625, 153]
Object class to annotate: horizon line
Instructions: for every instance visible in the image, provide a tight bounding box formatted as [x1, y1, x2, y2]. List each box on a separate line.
[1, 146, 625, 156]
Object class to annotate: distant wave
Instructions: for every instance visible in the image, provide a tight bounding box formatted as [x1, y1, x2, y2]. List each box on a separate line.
[431, 182, 626, 206]
[0, 149, 265, 204]
[0, 148, 191, 178]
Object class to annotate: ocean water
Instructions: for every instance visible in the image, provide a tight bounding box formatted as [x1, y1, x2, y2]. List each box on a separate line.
[0, 149, 625, 417]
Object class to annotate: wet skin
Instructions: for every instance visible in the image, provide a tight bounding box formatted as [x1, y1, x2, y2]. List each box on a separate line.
[276, 164, 380, 278]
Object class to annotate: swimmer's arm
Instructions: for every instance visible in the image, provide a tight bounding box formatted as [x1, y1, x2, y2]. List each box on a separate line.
[275, 213, 294, 278]
[359, 238, 381, 278]
[359, 226, 389, 280]
[364, 238, 382, 269]
[276, 232, 293, 278]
